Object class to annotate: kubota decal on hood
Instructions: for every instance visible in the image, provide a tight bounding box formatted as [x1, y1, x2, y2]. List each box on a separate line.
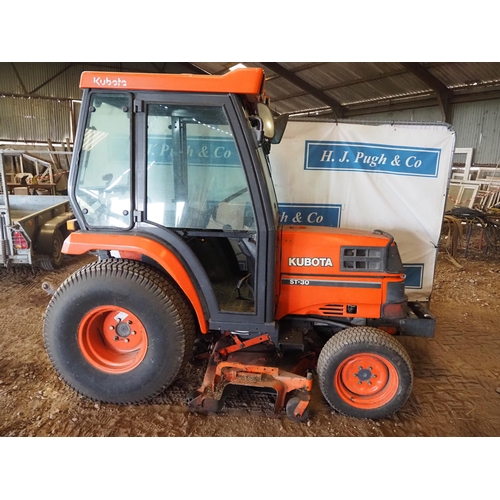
[288, 257, 333, 267]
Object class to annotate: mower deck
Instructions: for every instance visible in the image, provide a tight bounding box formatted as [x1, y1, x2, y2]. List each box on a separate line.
[186, 333, 315, 421]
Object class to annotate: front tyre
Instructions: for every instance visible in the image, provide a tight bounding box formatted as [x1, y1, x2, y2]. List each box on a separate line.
[43, 259, 195, 404]
[317, 327, 413, 419]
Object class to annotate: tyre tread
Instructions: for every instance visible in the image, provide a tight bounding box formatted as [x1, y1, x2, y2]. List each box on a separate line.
[44, 258, 196, 404]
[317, 326, 413, 419]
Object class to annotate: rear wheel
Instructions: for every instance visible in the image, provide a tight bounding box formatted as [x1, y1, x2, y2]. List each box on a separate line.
[39, 230, 64, 271]
[317, 327, 413, 419]
[43, 259, 196, 404]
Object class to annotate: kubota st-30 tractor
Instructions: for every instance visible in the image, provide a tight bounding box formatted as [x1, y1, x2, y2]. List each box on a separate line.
[43, 68, 435, 421]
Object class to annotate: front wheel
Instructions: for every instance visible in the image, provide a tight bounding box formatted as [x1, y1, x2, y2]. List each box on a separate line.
[43, 259, 195, 404]
[317, 327, 413, 419]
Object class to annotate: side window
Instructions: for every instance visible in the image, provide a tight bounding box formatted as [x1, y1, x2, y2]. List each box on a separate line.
[75, 93, 132, 228]
[146, 104, 256, 231]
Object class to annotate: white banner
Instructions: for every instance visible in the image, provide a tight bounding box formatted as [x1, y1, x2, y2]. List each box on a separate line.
[269, 120, 456, 302]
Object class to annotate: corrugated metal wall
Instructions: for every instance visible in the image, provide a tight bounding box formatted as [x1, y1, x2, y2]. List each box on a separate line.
[0, 95, 72, 143]
[0, 62, 195, 143]
[449, 100, 500, 166]
[1, 63, 500, 166]
[354, 100, 500, 166]
[354, 106, 443, 123]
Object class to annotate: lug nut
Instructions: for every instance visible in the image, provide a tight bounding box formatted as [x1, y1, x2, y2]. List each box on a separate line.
[124, 338, 130, 343]
[114, 336, 119, 341]
[109, 325, 115, 330]
[132, 331, 136, 335]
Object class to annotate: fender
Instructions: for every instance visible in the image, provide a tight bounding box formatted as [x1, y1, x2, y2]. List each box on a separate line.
[35, 211, 74, 255]
[62, 231, 209, 333]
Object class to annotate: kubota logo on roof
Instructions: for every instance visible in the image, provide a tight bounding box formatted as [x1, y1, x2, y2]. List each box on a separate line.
[93, 77, 128, 87]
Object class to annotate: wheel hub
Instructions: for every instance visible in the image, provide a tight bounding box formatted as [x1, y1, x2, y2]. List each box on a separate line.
[116, 321, 132, 338]
[78, 306, 148, 373]
[334, 353, 399, 409]
[355, 367, 373, 383]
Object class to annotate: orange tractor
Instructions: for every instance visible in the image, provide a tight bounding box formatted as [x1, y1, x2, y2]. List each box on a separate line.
[43, 68, 435, 421]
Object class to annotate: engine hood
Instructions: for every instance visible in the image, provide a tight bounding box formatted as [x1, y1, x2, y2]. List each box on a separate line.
[279, 225, 395, 274]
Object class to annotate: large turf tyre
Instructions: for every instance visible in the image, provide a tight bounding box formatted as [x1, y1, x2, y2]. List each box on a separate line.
[43, 259, 196, 404]
[39, 229, 64, 271]
[317, 326, 413, 420]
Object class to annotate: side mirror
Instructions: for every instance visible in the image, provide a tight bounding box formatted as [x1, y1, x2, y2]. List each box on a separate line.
[270, 114, 289, 144]
[257, 103, 275, 140]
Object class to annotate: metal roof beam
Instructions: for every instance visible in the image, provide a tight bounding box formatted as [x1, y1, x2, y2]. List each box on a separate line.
[149, 62, 208, 74]
[261, 62, 344, 118]
[175, 63, 209, 74]
[30, 63, 74, 94]
[10, 63, 28, 94]
[288, 87, 500, 119]
[400, 62, 451, 122]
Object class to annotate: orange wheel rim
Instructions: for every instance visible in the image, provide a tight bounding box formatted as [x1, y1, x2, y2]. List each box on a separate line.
[78, 306, 148, 374]
[334, 353, 399, 410]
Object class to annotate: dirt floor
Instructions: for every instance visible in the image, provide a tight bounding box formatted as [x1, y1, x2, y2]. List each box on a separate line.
[1, 246, 500, 438]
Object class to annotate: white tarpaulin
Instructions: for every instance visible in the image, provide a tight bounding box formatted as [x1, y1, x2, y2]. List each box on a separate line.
[269, 120, 456, 302]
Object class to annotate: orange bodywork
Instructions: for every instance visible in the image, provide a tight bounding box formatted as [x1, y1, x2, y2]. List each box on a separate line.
[62, 232, 208, 333]
[79, 68, 266, 101]
[276, 225, 405, 320]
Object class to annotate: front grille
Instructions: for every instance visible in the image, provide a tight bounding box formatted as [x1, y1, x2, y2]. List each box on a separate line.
[341, 246, 384, 272]
[319, 304, 344, 316]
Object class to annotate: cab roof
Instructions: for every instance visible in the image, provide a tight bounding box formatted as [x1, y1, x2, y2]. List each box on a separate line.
[79, 68, 266, 98]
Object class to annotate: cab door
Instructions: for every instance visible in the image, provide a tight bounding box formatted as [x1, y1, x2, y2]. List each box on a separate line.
[134, 92, 277, 336]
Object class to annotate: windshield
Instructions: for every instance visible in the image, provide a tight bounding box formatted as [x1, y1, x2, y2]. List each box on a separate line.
[75, 93, 132, 228]
[146, 103, 256, 232]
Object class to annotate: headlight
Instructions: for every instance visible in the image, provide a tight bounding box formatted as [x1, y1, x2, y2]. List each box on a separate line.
[382, 302, 408, 319]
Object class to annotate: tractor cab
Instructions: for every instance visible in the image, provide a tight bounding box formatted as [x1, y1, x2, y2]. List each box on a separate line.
[68, 70, 285, 338]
